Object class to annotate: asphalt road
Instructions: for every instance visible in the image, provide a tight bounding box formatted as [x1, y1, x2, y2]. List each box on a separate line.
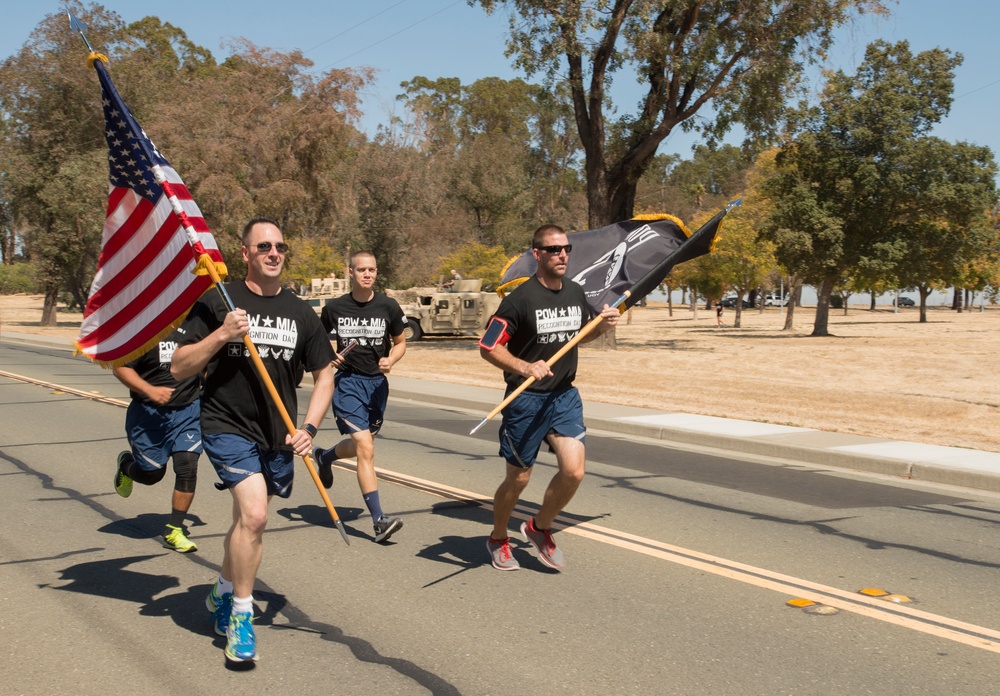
[3, 341, 1000, 695]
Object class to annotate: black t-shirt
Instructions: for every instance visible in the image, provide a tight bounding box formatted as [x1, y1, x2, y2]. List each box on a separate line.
[493, 275, 591, 392]
[320, 292, 406, 376]
[177, 282, 334, 449]
[125, 329, 201, 407]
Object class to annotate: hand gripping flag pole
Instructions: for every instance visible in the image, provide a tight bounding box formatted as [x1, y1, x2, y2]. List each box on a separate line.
[70, 14, 350, 544]
[469, 199, 739, 436]
[205, 274, 351, 546]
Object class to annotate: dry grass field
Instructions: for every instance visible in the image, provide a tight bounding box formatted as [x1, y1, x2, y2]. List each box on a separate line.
[2, 293, 998, 453]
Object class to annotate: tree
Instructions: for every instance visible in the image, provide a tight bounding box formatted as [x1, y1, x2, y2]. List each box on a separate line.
[763, 41, 964, 336]
[399, 75, 586, 239]
[0, 3, 123, 323]
[0, 172, 15, 265]
[436, 242, 513, 290]
[893, 138, 998, 322]
[475, 0, 886, 228]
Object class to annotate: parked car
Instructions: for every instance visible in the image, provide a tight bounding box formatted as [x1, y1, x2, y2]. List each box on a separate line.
[895, 296, 915, 307]
[720, 294, 751, 308]
[757, 291, 788, 307]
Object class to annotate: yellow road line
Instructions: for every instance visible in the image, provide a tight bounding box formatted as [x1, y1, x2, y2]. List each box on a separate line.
[0, 369, 129, 408]
[5, 368, 999, 654]
[372, 465, 1000, 655]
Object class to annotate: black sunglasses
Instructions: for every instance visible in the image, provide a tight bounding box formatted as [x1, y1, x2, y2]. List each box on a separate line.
[534, 244, 572, 254]
[253, 241, 289, 254]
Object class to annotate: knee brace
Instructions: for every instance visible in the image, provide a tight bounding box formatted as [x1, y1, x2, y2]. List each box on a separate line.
[130, 464, 167, 486]
[171, 451, 199, 493]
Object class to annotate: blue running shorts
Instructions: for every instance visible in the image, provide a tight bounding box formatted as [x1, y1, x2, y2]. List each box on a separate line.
[333, 372, 389, 436]
[203, 432, 295, 498]
[498, 387, 586, 469]
[125, 399, 203, 472]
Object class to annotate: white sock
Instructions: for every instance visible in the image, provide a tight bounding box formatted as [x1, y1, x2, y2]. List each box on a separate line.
[232, 595, 254, 615]
[216, 575, 234, 596]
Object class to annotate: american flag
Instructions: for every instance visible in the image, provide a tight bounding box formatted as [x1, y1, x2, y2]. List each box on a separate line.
[75, 56, 226, 367]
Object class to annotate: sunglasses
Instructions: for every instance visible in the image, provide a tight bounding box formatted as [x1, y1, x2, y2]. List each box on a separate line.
[252, 241, 289, 254]
[534, 244, 572, 255]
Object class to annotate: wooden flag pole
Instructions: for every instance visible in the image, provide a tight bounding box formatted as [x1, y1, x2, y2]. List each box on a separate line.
[203, 260, 351, 546]
[468, 290, 630, 435]
[469, 199, 739, 436]
[69, 13, 347, 544]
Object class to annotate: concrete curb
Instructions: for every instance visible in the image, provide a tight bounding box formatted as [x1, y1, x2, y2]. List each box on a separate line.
[388, 376, 1000, 495]
[5, 331, 998, 494]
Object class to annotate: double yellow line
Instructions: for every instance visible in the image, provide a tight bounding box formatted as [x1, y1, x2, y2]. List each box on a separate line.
[4, 367, 1000, 654]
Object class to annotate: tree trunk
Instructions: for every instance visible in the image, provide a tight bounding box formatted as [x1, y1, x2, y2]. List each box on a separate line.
[869, 290, 876, 311]
[782, 283, 802, 331]
[40, 283, 59, 326]
[591, 327, 617, 350]
[919, 285, 931, 323]
[812, 277, 835, 336]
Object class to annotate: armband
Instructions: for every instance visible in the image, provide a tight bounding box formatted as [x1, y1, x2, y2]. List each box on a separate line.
[301, 423, 318, 438]
[479, 316, 511, 351]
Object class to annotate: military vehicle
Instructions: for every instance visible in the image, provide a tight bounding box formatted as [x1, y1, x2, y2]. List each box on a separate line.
[400, 278, 500, 341]
[306, 276, 350, 315]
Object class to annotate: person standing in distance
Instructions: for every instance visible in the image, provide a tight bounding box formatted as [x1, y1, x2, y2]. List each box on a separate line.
[112, 328, 203, 553]
[479, 224, 620, 571]
[314, 250, 407, 543]
[171, 217, 334, 663]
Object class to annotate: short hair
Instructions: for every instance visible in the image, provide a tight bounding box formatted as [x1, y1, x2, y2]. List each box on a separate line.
[349, 250, 376, 269]
[532, 224, 565, 248]
[242, 216, 282, 244]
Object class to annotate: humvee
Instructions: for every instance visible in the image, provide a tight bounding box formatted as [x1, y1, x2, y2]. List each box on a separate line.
[400, 279, 500, 341]
[306, 277, 350, 315]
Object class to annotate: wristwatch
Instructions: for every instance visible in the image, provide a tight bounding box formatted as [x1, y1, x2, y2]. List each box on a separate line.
[301, 423, 318, 438]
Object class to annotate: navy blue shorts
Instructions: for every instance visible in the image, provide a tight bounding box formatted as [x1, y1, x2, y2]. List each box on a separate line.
[203, 432, 295, 498]
[498, 387, 585, 468]
[333, 372, 388, 436]
[125, 399, 202, 472]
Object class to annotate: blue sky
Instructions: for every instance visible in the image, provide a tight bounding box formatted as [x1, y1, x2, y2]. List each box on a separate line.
[3, 1, 998, 161]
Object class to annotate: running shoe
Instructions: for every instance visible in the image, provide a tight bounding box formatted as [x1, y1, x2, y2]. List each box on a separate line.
[162, 524, 197, 553]
[114, 451, 133, 498]
[225, 611, 257, 662]
[520, 518, 565, 570]
[373, 515, 403, 543]
[486, 536, 520, 571]
[314, 446, 334, 489]
[206, 584, 233, 637]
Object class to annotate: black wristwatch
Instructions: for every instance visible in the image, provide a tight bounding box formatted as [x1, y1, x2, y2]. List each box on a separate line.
[301, 423, 318, 438]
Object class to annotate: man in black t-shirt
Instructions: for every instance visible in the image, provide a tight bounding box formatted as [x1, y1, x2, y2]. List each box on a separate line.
[479, 224, 619, 571]
[172, 216, 334, 663]
[112, 329, 203, 553]
[314, 250, 407, 543]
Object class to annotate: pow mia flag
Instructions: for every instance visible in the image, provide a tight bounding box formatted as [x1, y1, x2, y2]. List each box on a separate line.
[498, 207, 733, 314]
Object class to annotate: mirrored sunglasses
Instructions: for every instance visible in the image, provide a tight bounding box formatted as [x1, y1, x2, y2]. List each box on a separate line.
[534, 244, 572, 254]
[254, 241, 289, 253]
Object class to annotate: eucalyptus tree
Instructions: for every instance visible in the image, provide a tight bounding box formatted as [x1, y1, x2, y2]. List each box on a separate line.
[473, 0, 887, 228]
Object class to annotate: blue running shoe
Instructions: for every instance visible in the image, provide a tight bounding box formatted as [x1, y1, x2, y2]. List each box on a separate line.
[225, 611, 257, 662]
[206, 584, 233, 637]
